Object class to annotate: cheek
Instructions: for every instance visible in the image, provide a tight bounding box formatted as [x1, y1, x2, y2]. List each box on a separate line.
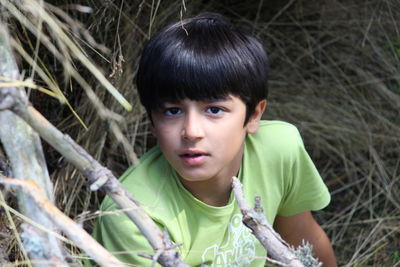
[153, 127, 178, 151]
[153, 124, 174, 139]
[216, 128, 247, 149]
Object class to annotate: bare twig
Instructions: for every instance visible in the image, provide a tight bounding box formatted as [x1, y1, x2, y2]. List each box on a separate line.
[0, 177, 127, 267]
[10, 103, 188, 266]
[0, 56, 188, 267]
[0, 22, 68, 267]
[232, 177, 306, 267]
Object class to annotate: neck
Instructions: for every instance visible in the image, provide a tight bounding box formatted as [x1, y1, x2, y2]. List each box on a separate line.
[179, 144, 244, 207]
[181, 177, 233, 207]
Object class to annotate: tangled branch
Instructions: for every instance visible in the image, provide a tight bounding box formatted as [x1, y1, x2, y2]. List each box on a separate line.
[232, 177, 322, 267]
[0, 176, 126, 267]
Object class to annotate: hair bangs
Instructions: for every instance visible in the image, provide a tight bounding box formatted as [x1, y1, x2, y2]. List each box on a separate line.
[136, 12, 268, 122]
[152, 47, 240, 107]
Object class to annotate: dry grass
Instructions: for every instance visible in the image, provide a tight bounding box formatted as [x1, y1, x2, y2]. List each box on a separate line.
[258, 1, 400, 266]
[258, 1, 400, 265]
[0, 0, 399, 266]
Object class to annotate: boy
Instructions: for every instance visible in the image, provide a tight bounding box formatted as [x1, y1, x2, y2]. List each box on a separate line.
[93, 13, 337, 266]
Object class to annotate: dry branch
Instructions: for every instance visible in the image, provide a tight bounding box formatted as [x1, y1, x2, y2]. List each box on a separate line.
[232, 177, 308, 267]
[0, 44, 188, 267]
[0, 22, 68, 267]
[0, 92, 188, 267]
[0, 176, 127, 267]
[4, 104, 188, 266]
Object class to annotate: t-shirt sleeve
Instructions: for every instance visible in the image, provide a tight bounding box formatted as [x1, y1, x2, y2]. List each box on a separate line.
[91, 208, 161, 266]
[277, 130, 331, 216]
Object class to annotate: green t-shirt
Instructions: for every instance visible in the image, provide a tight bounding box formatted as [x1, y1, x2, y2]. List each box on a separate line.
[92, 120, 330, 266]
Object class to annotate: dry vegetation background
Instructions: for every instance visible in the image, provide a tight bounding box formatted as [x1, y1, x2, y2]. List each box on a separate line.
[0, 0, 399, 266]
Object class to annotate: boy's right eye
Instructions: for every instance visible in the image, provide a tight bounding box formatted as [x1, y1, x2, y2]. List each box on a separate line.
[164, 107, 182, 116]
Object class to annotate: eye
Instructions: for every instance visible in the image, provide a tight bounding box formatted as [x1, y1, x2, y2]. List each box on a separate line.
[164, 107, 182, 116]
[206, 106, 224, 115]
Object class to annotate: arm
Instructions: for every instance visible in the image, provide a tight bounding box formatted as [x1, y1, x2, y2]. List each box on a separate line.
[273, 211, 337, 267]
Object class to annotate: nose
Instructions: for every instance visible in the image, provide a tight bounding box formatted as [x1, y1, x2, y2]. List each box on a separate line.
[181, 112, 204, 140]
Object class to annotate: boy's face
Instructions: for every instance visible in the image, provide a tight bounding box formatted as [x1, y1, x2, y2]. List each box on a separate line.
[151, 94, 266, 186]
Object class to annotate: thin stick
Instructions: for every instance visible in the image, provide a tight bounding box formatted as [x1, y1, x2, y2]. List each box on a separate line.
[0, 21, 67, 267]
[0, 78, 189, 267]
[0, 177, 127, 267]
[232, 177, 305, 267]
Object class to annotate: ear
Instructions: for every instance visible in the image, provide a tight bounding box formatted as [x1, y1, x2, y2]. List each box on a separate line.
[246, 99, 267, 134]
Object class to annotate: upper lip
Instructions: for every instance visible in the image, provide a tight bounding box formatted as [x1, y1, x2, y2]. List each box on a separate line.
[179, 149, 209, 156]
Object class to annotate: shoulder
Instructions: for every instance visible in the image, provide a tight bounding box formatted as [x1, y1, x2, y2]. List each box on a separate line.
[244, 121, 330, 217]
[256, 120, 302, 142]
[241, 121, 308, 221]
[246, 120, 304, 158]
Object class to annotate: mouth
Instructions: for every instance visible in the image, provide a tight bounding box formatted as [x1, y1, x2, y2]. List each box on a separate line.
[179, 150, 209, 157]
[181, 153, 205, 157]
[179, 150, 209, 165]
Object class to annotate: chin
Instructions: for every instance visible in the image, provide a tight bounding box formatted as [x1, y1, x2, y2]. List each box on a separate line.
[178, 172, 213, 182]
